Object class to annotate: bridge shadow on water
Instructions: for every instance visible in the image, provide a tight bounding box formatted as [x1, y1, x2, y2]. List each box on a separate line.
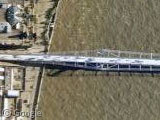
[47, 69, 160, 78]
[45, 65, 160, 78]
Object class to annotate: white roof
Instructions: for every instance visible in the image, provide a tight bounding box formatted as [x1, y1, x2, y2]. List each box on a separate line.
[0, 67, 4, 72]
[7, 90, 20, 97]
[3, 98, 9, 110]
[0, 76, 4, 80]
[0, 90, 3, 96]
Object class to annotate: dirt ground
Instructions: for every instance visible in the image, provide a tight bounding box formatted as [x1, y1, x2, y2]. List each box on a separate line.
[38, 0, 160, 120]
[34, 0, 54, 41]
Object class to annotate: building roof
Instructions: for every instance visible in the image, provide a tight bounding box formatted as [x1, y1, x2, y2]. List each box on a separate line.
[6, 6, 21, 26]
[0, 22, 12, 33]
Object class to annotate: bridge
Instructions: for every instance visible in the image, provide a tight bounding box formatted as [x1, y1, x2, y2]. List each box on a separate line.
[1, 49, 160, 73]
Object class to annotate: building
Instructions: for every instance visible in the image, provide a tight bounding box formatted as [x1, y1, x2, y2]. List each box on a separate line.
[0, 4, 22, 29]
[0, 22, 12, 33]
[6, 6, 22, 27]
[0, 66, 26, 120]
[0, 3, 25, 46]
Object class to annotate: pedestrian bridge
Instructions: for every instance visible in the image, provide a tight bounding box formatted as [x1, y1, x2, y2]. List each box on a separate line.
[1, 49, 160, 73]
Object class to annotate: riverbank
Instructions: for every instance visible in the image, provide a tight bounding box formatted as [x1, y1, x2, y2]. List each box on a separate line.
[30, 0, 61, 120]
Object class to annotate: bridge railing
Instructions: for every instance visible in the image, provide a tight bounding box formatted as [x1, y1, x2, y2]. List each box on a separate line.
[51, 61, 160, 73]
[51, 49, 160, 60]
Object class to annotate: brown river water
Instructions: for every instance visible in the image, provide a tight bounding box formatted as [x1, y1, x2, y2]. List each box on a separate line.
[38, 0, 160, 120]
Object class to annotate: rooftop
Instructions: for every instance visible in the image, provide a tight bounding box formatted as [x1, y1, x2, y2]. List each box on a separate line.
[0, 22, 12, 33]
[6, 6, 21, 27]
